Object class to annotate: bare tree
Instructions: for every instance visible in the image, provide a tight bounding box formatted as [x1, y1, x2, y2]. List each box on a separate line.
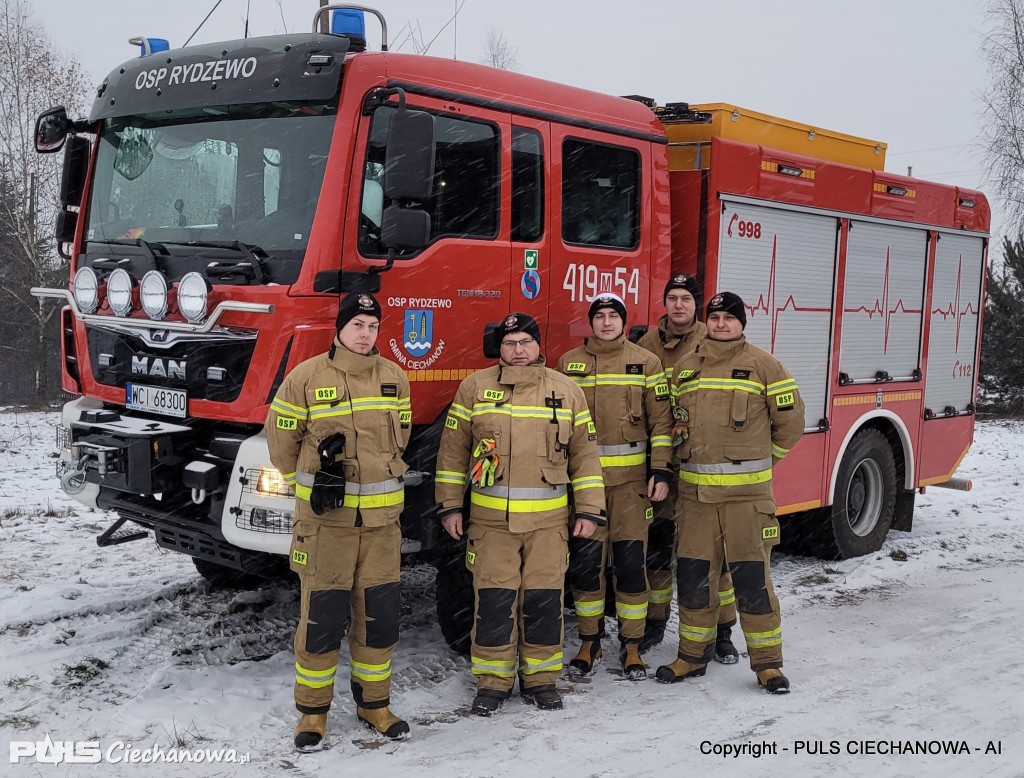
[481, 28, 519, 71]
[0, 0, 89, 403]
[981, 0, 1024, 233]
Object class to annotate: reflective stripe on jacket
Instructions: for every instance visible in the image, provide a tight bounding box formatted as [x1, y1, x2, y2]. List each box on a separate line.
[672, 336, 804, 503]
[265, 340, 411, 527]
[435, 358, 605, 532]
[557, 336, 673, 485]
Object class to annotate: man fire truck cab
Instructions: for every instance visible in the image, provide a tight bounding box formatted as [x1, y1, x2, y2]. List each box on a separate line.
[34, 4, 988, 650]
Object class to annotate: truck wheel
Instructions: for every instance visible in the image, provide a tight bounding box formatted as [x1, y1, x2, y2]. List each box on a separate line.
[434, 542, 473, 656]
[813, 428, 897, 559]
[192, 555, 287, 589]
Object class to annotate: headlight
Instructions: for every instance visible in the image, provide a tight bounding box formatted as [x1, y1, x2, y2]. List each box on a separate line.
[140, 271, 168, 320]
[72, 267, 99, 314]
[178, 272, 210, 324]
[106, 268, 134, 317]
[256, 467, 293, 497]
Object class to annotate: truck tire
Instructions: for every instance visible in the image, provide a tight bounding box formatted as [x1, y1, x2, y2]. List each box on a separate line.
[192, 554, 287, 589]
[811, 428, 897, 559]
[434, 541, 473, 656]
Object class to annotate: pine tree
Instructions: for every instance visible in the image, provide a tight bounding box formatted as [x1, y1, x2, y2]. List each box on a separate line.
[979, 236, 1024, 414]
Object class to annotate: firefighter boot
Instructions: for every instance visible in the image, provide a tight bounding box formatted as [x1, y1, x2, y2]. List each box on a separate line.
[356, 706, 411, 740]
[294, 713, 328, 752]
[521, 684, 563, 710]
[715, 625, 740, 664]
[756, 668, 791, 694]
[620, 641, 647, 681]
[471, 689, 510, 717]
[568, 636, 603, 676]
[654, 658, 707, 684]
[638, 618, 667, 655]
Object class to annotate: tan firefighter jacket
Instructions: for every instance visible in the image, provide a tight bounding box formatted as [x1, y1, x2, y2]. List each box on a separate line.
[673, 336, 804, 503]
[638, 315, 708, 384]
[434, 357, 605, 533]
[265, 339, 411, 527]
[556, 335, 673, 486]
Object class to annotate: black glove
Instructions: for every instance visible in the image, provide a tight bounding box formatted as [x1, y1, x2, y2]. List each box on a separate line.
[310, 433, 347, 516]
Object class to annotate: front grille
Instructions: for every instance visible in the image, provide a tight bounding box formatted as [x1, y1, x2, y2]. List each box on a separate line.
[85, 324, 257, 402]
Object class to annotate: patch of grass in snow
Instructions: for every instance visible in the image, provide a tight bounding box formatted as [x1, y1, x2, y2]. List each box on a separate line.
[823, 567, 843, 575]
[58, 657, 109, 695]
[796, 572, 832, 586]
[0, 714, 40, 730]
[161, 719, 210, 748]
[2, 503, 76, 520]
[889, 548, 909, 562]
[5, 675, 36, 690]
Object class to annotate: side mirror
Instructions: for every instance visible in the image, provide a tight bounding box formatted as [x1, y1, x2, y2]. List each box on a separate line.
[380, 205, 430, 251]
[384, 108, 436, 201]
[482, 322, 501, 359]
[36, 106, 69, 154]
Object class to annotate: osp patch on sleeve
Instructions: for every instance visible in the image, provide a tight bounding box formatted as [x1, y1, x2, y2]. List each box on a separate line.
[762, 526, 779, 540]
[276, 417, 298, 430]
[445, 415, 458, 430]
[655, 383, 669, 398]
[774, 392, 795, 407]
[399, 410, 412, 424]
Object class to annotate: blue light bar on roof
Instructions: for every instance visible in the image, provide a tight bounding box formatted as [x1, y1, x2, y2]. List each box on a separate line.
[331, 9, 366, 38]
[128, 37, 171, 57]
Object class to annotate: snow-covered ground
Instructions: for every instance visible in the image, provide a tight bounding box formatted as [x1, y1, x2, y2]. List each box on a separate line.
[1, 410, 1022, 777]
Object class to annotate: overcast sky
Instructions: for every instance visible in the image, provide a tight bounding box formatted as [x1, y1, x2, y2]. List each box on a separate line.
[39, 0, 996, 228]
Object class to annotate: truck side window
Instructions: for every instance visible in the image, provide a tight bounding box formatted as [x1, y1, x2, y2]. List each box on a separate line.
[511, 127, 544, 242]
[359, 105, 500, 256]
[561, 138, 640, 250]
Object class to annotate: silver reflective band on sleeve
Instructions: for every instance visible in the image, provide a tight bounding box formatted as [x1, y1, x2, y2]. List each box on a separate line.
[294, 471, 402, 495]
[678, 457, 772, 475]
[597, 442, 646, 457]
[472, 484, 568, 499]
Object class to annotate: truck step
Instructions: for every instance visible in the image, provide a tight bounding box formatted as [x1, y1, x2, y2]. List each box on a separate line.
[96, 517, 149, 547]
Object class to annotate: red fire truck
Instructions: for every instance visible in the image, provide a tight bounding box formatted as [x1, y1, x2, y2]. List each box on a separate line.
[34, 5, 988, 646]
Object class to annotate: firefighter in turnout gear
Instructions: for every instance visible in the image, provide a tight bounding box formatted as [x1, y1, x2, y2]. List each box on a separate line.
[436, 313, 606, 716]
[265, 292, 412, 750]
[557, 293, 673, 680]
[655, 292, 804, 693]
[638, 274, 739, 663]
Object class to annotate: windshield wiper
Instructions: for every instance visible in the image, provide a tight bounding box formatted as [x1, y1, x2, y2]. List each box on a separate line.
[89, 238, 167, 274]
[162, 240, 268, 284]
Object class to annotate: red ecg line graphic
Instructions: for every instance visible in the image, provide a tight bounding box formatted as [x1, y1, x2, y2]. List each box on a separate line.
[744, 235, 831, 351]
[842, 247, 922, 354]
[929, 255, 979, 351]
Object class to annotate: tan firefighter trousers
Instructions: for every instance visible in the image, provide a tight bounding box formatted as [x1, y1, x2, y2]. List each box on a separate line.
[466, 523, 569, 692]
[290, 519, 401, 714]
[648, 478, 737, 627]
[570, 481, 651, 641]
[674, 498, 782, 671]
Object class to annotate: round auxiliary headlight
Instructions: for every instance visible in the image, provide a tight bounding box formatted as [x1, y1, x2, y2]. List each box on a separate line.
[106, 268, 134, 317]
[72, 266, 99, 315]
[140, 270, 168, 320]
[178, 272, 210, 324]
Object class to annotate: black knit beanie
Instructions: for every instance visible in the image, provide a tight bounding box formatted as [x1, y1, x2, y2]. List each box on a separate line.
[494, 312, 542, 351]
[588, 292, 627, 324]
[705, 291, 747, 329]
[336, 292, 381, 332]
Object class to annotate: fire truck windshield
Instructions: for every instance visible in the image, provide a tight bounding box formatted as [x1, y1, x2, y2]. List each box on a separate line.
[85, 100, 336, 284]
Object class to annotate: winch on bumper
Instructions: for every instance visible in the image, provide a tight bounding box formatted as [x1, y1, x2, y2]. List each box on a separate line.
[57, 396, 296, 571]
